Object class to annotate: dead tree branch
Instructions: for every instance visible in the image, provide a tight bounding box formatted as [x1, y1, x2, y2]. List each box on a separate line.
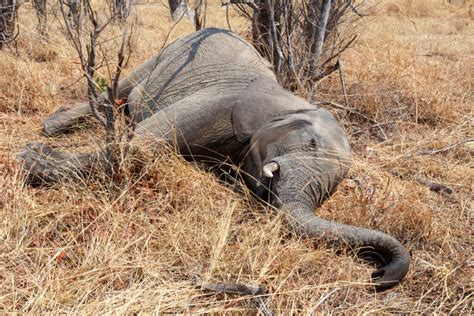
[0, 0, 21, 49]
[316, 97, 388, 140]
[194, 276, 274, 316]
[391, 171, 454, 195]
[337, 59, 350, 108]
[32, 0, 47, 37]
[413, 176, 453, 194]
[420, 138, 474, 155]
[58, 0, 135, 180]
[264, 0, 283, 73]
[234, 0, 364, 94]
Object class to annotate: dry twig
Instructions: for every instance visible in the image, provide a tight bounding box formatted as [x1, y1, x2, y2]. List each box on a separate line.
[391, 171, 454, 195]
[315, 97, 388, 140]
[413, 176, 454, 194]
[194, 276, 274, 315]
[420, 138, 474, 155]
[337, 59, 350, 108]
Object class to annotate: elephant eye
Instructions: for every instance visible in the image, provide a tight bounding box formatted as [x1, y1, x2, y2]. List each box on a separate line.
[308, 138, 318, 149]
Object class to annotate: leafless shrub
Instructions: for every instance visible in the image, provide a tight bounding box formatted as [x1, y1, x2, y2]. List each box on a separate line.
[61, 0, 81, 30]
[0, 0, 21, 49]
[234, 0, 363, 96]
[32, 0, 47, 37]
[58, 0, 135, 183]
[107, 0, 134, 21]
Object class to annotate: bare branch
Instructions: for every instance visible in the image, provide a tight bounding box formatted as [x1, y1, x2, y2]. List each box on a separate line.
[413, 176, 453, 194]
[420, 139, 474, 155]
[32, 0, 47, 38]
[315, 97, 388, 140]
[391, 171, 454, 195]
[264, 0, 283, 74]
[346, 0, 365, 17]
[337, 59, 349, 108]
[194, 276, 274, 316]
[282, 0, 295, 76]
[0, 0, 22, 49]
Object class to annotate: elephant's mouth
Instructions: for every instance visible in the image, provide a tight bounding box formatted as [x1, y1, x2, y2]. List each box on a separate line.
[253, 160, 281, 206]
[255, 153, 318, 209]
[259, 159, 300, 209]
[266, 154, 320, 210]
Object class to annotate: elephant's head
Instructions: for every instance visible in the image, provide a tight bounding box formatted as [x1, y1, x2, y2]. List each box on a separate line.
[236, 107, 410, 289]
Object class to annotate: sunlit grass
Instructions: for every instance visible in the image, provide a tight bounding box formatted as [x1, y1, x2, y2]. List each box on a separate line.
[1, 0, 472, 313]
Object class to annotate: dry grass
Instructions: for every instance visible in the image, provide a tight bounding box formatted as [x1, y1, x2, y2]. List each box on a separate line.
[1, 0, 473, 313]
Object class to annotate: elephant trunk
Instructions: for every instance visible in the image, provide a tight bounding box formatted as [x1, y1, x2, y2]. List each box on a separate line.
[284, 202, 410, 289]
[271, 156, 410, 289]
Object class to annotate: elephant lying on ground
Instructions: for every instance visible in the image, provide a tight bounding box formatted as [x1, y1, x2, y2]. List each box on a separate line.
[19, 28, 410, 289]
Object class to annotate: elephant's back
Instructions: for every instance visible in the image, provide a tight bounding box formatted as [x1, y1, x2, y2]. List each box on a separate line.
[135, 28, 275, 119]
[165, 28, 273, 74]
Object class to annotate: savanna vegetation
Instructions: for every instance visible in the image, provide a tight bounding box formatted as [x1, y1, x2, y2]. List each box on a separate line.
[1, 0, 472, 313]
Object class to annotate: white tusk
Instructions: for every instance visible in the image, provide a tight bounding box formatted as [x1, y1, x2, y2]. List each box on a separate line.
[262, 162, 279, 178]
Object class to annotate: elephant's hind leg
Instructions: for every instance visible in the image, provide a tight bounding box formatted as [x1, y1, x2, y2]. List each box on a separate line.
[42, 101, 94, 137]
[42, 79, 148, 136]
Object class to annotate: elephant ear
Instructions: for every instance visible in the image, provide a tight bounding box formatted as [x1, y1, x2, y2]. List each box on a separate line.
[232, 78, 316, 143]
[232, 100, 263, 143]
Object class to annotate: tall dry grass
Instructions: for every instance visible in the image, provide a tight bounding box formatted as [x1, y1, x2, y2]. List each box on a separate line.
[1, 0, 473, 313]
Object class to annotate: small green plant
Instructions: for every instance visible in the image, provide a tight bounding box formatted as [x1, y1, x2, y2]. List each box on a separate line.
[95, 75, 109, 92]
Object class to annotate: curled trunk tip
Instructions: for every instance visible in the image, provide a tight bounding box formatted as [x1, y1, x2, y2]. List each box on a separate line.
[284, 204, 410, 289]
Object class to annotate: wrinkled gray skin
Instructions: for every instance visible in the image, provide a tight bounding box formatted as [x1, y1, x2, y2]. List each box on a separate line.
[20, 28, 410, 289]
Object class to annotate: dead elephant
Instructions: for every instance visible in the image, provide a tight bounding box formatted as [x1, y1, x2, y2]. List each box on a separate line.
[19, 28, 410, 289]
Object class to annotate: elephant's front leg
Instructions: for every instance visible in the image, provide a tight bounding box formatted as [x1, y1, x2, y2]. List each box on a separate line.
[42, 101, 100, 137]
[42, 57, 158, 137]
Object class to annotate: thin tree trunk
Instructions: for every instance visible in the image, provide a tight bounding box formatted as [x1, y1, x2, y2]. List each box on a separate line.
[0, 0, 20, 48]
[282, 0, 295, 78]
[252, 0, 272, 57]
[33, 0, 47, 37]
[264, 0, 283, 73]
[168, 0, 179, 16]
[312, 0, 331, 62]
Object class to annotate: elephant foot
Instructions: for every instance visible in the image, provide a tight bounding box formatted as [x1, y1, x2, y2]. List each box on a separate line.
[43, 102, 93, 137]
[18, 143, 86, 186]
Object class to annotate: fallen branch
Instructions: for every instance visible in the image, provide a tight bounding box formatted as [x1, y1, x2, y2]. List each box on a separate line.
[420, 138, 473, 155]
[391, 171, 453, 195]
[194, 276, 274, 315]
[413, 176, 453, 194]
[315, 98, 388, 140]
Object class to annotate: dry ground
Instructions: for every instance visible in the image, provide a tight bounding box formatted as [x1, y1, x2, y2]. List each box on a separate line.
[1, 0, 473, 313]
